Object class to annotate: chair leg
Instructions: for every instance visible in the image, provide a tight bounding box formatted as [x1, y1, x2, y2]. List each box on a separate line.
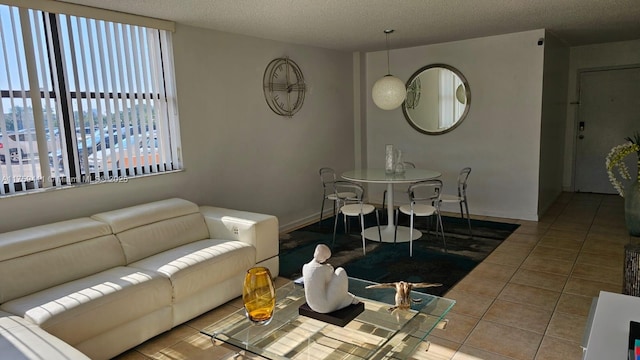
[332, 211, 340, 250]
[375, 210, 382, 242]
[319, 197, 326, 227]
[409, 212, 414, 257]
[463, 200, 472, 238]
[359, 213, 366, 255]
[436, 212, 447, 252]
[343, 210, 348, 235]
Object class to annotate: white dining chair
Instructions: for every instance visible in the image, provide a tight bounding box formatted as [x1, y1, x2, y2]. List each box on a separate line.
[332, 181, 381, 255]
[318, 167, 356, 227]
[396, 179, 446, 256]
[440, 167, 472, 237]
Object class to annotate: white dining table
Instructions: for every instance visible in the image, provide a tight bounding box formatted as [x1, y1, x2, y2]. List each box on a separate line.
[342, 168, 441, 243]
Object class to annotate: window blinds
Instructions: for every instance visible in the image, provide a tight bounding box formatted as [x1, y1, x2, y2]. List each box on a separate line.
[0, 3, 181, 195]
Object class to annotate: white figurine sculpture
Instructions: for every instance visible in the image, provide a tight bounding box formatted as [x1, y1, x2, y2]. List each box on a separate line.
[302, 244, 359, 313]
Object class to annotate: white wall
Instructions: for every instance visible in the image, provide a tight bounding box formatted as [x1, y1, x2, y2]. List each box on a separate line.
[563, 39, 640, 190]
[0, 24, 354, 233]
[364, 30, 546, 220]
[538, 31, 569, 215]
[172, 25, 354, 232]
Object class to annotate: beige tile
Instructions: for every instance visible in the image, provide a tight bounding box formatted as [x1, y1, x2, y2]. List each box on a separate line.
[444, 288, 494, 318]
[590, 223, 631, 237]
[585, 235, 630, 248]
[555, 213, 595, 225]
[581, 239, 626, 257]
[545, 312, 588, 344]
[510, 268, 568, 292]
[453, 345, 516, 360]
[535, 336, 583, 360]
[544, 229, 588, 242]
[529, 245, 578, 262]
[576, 251, 624, 269]
[548, 222, 590, 235]
[483, 299, 553, 334]
[134, 324, 197, 356]
[464, 320, 542, 360]
[453, 276, 507, 298]
[585, 231, 631, 244]
[514, 224, 548, 236]
[483, 248, 530, 267]
[555, 293, 595, 317]
[521, 254, 574, 276]
[429, 311, 480, 344]
[467, 262, 518, 283]
[497, 283, 560, 312]
[503, 233, 542, 247]
[185, 303, 239, 330]
[407, 336, 460, 360]
[494, 241, 536, 254]
[274, 276, 291, 288]
[564, 277, 622, 297]
[537, 236, 584, 251]
[112, 350, 149, 360]
[571, 263, 623, 285]
[155, 333, 249, 360]
[516, 220, 551, 229]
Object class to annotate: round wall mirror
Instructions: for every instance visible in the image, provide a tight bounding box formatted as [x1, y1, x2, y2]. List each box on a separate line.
[402, 64, 470, 135]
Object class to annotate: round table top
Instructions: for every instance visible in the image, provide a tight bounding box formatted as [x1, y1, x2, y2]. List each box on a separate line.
[342, 168, 441, 184]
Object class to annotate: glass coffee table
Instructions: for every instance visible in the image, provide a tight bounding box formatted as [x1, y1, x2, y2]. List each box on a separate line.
[200, 277, 455, 359]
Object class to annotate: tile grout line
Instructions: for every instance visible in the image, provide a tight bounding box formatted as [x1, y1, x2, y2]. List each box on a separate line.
[534, 194, 598, 358]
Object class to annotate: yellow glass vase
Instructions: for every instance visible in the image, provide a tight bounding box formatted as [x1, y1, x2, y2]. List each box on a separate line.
[242, 267, 275, 325]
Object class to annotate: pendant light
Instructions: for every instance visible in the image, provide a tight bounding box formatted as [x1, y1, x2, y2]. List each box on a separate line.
[372, 29, 406, 110]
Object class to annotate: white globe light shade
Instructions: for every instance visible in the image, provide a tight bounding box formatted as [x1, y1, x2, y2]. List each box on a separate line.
[372, 75, 407, 110]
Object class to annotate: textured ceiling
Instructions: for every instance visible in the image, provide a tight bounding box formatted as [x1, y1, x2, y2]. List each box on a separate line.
[59, 0, 640, 52]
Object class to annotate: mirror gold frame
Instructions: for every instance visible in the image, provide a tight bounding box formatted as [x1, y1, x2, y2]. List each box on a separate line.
[402, 64, 471, 135]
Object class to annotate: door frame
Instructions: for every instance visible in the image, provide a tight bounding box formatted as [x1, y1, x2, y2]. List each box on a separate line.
[571, 63, 640, 192]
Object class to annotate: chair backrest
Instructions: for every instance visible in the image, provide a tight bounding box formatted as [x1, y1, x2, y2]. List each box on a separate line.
[333, 180, 364, 203]
[407, 179, 443, 207]
[458, 167, 472, 196]
[319, 167, 337, 186]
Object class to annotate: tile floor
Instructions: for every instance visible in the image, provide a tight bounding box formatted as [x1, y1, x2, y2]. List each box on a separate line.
[114, 192, 633, 360]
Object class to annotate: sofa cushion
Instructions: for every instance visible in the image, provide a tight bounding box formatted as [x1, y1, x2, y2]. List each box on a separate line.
[92, 198, 210, 263]
[0, 315, 90, 359]
[0, 266, 172, 347]
[91, 197, 200, 233]
[0, 218, 112, 261]
[130, 239, 255, 301]
[0, 219, 124, 304]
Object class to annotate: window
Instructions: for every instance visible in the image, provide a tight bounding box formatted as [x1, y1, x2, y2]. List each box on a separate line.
[0, 2, 181, 195]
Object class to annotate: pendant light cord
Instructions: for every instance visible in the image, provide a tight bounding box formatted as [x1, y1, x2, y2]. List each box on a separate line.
[385, 31, 390, 75]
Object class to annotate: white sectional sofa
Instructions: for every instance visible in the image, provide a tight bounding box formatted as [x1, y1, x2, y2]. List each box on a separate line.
[0, 198, 279, 359]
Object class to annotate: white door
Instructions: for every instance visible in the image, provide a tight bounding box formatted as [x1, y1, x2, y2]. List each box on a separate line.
[574, 66, 640, 194]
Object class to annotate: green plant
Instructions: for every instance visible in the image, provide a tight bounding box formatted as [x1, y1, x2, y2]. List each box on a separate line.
[606, 132, 640, 197]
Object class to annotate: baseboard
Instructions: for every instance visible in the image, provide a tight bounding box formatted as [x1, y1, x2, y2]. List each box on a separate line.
[279, 210, 331, 234]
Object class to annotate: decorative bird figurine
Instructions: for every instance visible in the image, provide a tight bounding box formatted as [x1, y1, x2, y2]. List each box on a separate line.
[366, 281, 442, 311]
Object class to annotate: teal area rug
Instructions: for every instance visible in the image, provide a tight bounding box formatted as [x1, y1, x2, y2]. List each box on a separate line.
[279, 214, 520, 296]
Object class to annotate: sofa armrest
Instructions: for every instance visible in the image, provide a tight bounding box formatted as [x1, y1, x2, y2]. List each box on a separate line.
[199, 206, 279, 265]
[0, 315, 90, 359]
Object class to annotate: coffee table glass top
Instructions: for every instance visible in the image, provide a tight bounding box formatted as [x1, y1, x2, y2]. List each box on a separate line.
[200, 277, 455, 360]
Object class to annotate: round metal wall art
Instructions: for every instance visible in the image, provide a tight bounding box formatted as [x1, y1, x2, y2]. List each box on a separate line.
[263, 57, 306, 117]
